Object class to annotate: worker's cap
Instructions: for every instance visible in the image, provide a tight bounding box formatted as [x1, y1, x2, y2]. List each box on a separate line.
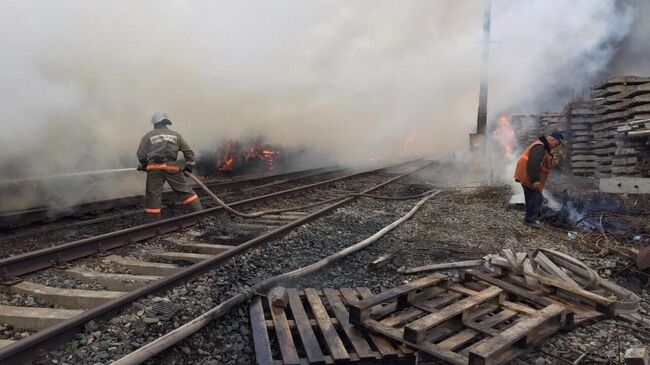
[550, 130, 564, 145]
[151, 112, 172, 125]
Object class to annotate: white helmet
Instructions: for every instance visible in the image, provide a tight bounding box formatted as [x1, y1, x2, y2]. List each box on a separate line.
[151, 112, 171, 125]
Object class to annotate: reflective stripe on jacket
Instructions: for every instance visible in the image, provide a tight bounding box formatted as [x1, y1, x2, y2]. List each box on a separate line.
[513, 140, 553, 191]
[146, 163, 180, 172]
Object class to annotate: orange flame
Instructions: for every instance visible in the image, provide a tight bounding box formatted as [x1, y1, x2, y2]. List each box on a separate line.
[218, 139, 236, 171]
[220, 155, 235, 171]
[402, 135, 415, 155]
[492, 116, 515, 157]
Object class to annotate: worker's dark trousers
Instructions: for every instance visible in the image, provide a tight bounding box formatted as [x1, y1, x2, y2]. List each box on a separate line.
[522, 184, 543, 224]
[145, 170, 202, 221]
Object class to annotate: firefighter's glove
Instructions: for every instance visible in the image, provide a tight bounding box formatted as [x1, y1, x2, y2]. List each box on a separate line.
[137, 164, 147, 172]
[183, 165, 193, 173]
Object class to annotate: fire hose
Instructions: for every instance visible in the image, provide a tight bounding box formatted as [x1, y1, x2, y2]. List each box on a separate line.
[111, 189, 443, 365]
[0, 168, 137, 185]
[184, 171, 437, 218]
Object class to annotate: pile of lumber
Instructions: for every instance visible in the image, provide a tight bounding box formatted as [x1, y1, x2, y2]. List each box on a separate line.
[349, 273, 574, 365]
[592, 76, 650, 177]
[400, 248, 640, 318]
[349, 247, 645, 365]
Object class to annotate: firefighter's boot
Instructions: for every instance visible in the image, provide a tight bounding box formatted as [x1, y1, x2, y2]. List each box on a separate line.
[144, 213, 161, 223]
[186, 199, 203, 213]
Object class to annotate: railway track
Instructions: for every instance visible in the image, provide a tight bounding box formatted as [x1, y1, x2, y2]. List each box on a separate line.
[0, 166, 349, 258]
[0, 158, 432, 365]
[0, 166, 340, 229]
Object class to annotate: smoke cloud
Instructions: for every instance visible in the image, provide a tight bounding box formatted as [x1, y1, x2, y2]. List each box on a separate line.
[0, 0, 642, 209]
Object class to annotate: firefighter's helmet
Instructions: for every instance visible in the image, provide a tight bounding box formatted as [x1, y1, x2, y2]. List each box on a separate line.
[151, 112, 172, 125]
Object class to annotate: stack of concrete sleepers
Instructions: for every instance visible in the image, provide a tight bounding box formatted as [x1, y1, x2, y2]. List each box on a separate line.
[615, 104, 650, 177]
[591, 76, 650, 177]
[592, 76, 650, 177]
[539, 112, 567, 135]
[565, 100, 595, 176]
[510, 114, 540, 149]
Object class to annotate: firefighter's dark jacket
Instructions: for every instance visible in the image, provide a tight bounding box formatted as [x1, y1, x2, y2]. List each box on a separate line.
[137, 125, 196, 168]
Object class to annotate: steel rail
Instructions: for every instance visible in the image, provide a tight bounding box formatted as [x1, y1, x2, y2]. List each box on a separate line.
[0, 161, 416, 277]
[0, 159, 433, 365]
[0, 166, 339, 228]
[0, 167, 343, 241]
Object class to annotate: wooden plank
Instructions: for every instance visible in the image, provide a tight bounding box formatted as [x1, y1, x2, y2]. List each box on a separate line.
[370, 286, 448, 319]
[533, 252, 580, 288]
[349, 274, 447, 324]
[502, 249, 522, 274]
[287, 289, 326, 365]
[463, 303, 499, 323]
[515, 253, 527, 266]
[436, 329, 480, 351]
[476, 309, 518, 329]
[398, 260, 484, 274]
[449, 284, 478, 296]
[404, 286, 503, 343]
[354, 289, 419, 361]
[268, 296, 300, 365]
[304, 288, 350, 362]
[465, 270, 553, 306]
[524, 271, 615, 307]
[381, 307, 424, 327]
[364, 318, 468, 365]
[322, 288, 375, 361]
[452, 283, 539, 316]
[250, 297, 274, 365]
[545, 295, 603, 325]
[265, 318, 341, 329]
[468, 304, 567, 364]
[522, 259, 539, 288]
[500, 301, 538, 316]
[345, 288, 399, 359]
[416, 293, 463, 311]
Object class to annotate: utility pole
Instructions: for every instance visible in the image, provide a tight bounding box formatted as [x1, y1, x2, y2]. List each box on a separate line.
[470, 0, 492, 151]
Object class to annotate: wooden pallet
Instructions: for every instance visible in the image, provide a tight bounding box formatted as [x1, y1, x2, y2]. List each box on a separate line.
[348, 273, 573, 365]
[250, 288, 416, 365]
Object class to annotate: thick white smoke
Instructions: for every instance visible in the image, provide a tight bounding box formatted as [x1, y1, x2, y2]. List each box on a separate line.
[0, 0, 640, 209]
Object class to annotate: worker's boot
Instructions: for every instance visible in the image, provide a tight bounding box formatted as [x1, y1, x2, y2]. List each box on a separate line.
[144, 213, 161, 224]
[186, 199, 203, 213]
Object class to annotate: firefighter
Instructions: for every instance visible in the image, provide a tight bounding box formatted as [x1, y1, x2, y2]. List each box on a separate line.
[137, 112, 202, 222]
[513, 131, 564, 228]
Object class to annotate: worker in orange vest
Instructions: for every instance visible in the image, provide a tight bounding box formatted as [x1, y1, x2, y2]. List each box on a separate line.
[513, 131, 564, 228]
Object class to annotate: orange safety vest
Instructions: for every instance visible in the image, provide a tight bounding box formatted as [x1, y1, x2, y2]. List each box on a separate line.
[513, 140, 553, 191]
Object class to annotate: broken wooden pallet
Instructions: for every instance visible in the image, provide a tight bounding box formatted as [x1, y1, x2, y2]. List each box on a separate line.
[250, 288, 416, 365]
[348, 274, 573, 365]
